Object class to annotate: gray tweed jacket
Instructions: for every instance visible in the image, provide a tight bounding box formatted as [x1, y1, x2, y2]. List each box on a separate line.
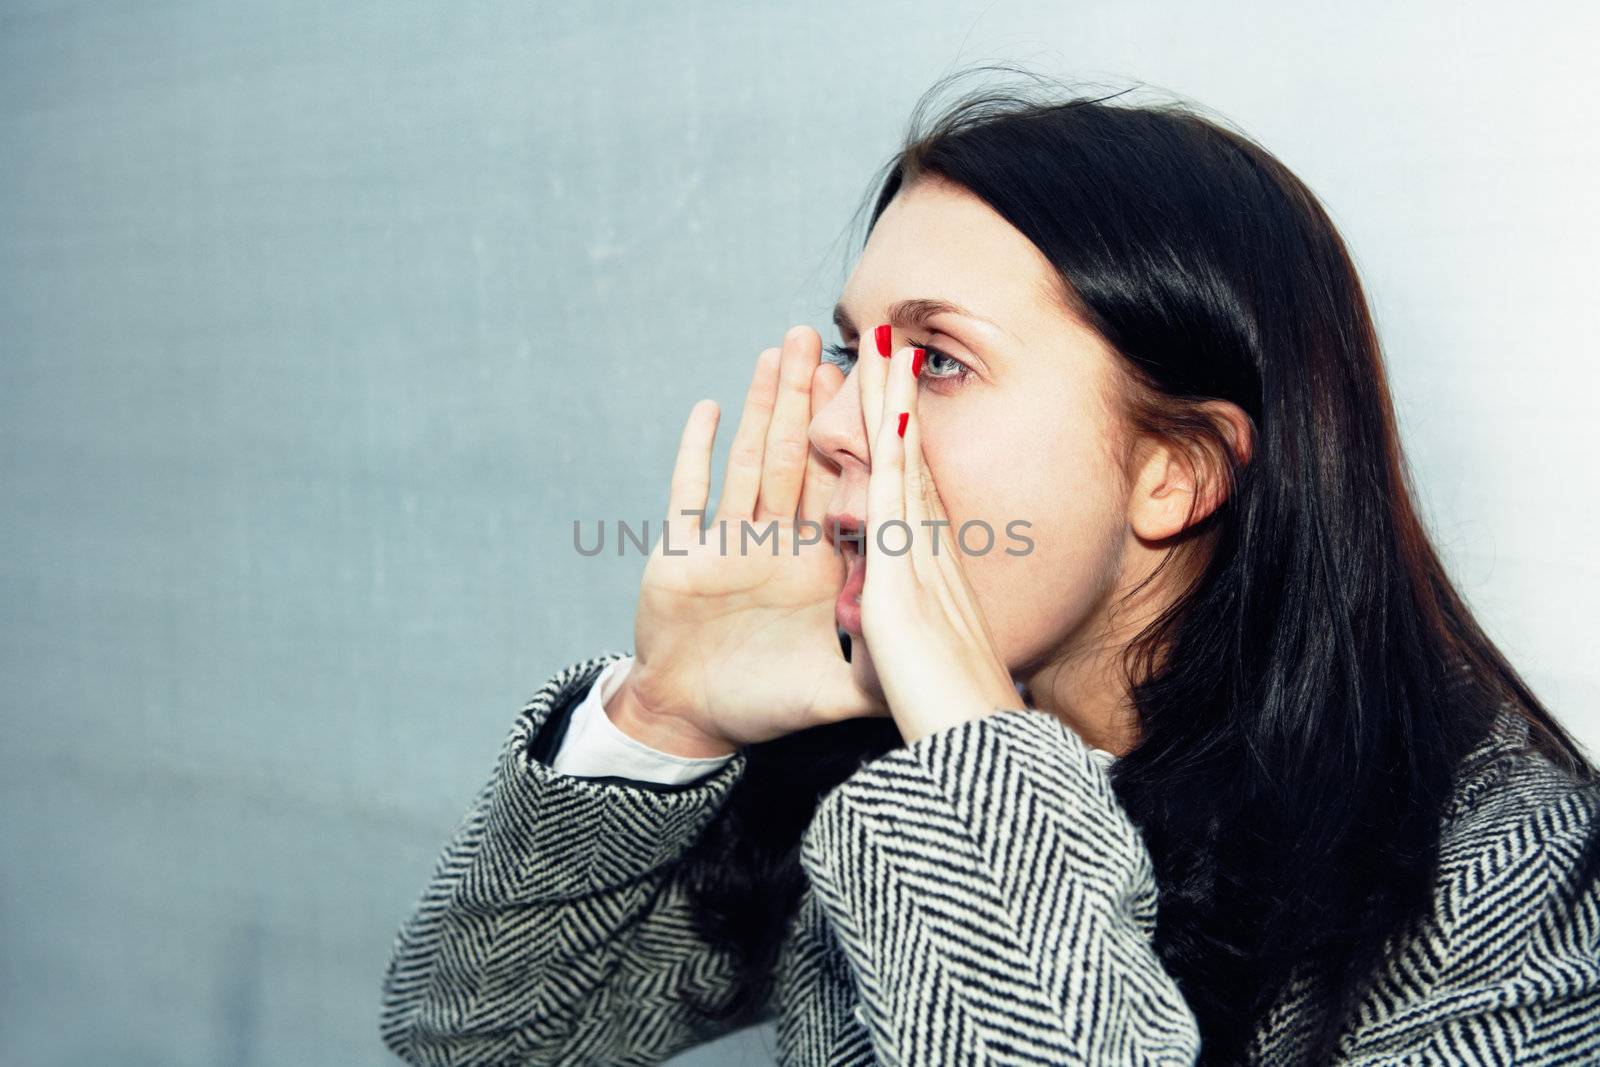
[379, 651, 1600, 1065]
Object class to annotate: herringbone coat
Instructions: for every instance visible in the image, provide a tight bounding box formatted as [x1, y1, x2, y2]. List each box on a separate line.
[380, 651, 1600, 1065]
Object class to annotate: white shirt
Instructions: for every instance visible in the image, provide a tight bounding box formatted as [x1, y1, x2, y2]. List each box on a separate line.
[552, 654, 1118, 784]
[549, 655, 738, 785]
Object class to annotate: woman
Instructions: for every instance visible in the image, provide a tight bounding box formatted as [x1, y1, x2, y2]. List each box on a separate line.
[380, 71, 1600, 1065]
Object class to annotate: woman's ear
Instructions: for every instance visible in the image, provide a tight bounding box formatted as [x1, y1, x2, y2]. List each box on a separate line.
[1127, 401, 1253, 541]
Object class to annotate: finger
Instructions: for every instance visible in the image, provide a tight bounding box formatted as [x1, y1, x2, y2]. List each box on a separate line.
[798, 361, 843, 524]
[904, 375, 967, 623]
[858, 320, 893, 465]
[921, 438, 961, 567]
[665, 398, 719, 548]
[713, 347, 781, 522]
[899, 346, 937, 586]
[919, 436, 960, 581]
[911, 410, 998, 647]
[755, 326, 821, 523]
[864, 343, 918, 590]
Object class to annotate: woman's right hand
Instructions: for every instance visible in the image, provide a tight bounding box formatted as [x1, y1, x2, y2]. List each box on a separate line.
[608, 325, 886, 757]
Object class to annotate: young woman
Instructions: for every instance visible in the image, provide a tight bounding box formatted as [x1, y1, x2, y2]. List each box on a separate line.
[380, 72, 1600, 1065]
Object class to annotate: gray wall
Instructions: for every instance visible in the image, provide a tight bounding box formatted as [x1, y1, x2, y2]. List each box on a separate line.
[2, 2, 1594, 1064]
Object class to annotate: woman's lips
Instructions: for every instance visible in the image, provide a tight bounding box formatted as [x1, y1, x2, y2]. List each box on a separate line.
[835, 542, 866, 637]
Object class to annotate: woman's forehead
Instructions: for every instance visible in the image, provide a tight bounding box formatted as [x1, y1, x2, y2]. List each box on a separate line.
[840, 181, 1065, 339]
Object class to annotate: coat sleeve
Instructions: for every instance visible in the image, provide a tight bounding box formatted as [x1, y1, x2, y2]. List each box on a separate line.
[797, 706, 1203, 1066]
[379, 651, 767, 1067]
[1328, 776, 1600, 1065]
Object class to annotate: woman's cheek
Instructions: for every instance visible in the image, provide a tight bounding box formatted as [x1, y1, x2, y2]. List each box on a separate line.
[984, 485, 1114, 667]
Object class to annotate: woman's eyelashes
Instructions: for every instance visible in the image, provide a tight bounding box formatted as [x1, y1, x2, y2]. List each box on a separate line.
[821, 339, 973, 386]
[820, 343, 858, 372]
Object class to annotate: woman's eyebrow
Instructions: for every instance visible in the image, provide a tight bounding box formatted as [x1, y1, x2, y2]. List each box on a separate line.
[831, 297, 1000, 336]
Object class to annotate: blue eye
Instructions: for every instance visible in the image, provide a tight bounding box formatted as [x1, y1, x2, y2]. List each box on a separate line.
[821, 339, 973, 386]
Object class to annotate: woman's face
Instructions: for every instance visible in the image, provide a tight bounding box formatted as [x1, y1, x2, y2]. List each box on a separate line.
[809, 176, 1160, 748]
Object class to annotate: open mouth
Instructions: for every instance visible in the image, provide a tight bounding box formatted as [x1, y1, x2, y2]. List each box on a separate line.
[834, 534, 867, 644]
[840, 538, 865, 602]
[827, 512, 868, 645]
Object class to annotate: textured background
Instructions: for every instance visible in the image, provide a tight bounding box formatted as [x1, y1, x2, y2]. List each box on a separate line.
[2, 1, 1595, 1063]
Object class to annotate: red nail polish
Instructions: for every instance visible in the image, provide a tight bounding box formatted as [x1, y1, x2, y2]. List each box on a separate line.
[875, 324, 892, 357]
[911, 348, 925, 377]
[897, 412, 908, 437]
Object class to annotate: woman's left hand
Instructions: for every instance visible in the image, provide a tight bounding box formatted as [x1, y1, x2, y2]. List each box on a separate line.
[857, 336, 1022, 744]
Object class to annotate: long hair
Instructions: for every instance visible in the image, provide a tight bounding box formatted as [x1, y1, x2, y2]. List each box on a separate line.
[673, 68, 1600, 1064]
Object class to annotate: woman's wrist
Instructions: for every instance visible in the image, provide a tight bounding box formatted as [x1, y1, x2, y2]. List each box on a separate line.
[603, 673, 739, 759]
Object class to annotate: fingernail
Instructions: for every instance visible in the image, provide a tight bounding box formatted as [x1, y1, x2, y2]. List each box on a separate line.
[875, 324, 892, 357]
[897, 412, 908, 437]
[911, 348, 924, 377]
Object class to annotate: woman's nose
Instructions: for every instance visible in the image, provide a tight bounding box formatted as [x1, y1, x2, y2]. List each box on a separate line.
[808, 358, 870, 472]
